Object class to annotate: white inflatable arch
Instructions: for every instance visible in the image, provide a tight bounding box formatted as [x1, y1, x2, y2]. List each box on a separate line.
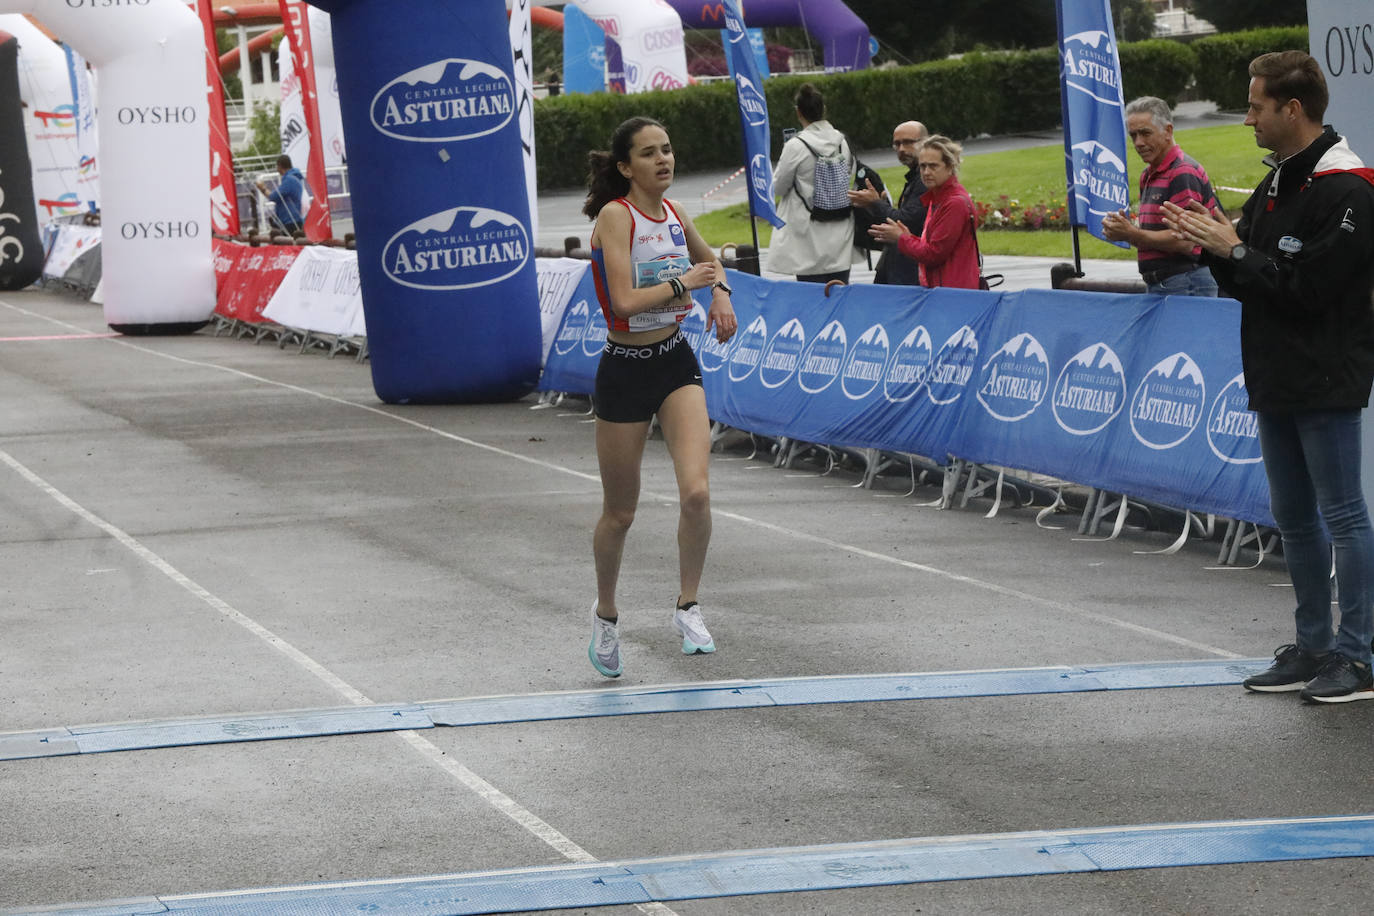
[561, 0, 689, 92]
[0, 0, 211, 332]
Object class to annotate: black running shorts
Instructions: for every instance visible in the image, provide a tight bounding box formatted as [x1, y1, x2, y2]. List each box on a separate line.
[594, 328, 704, 423]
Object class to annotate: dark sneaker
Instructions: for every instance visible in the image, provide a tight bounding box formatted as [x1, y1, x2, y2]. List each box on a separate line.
[1299, 655, 1374, 704]
[1242, 644, 1330, 693]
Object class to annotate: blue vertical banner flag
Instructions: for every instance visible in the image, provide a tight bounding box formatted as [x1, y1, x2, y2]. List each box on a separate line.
[1056, 0, 1130, 247]
[721, 0, 784, 229]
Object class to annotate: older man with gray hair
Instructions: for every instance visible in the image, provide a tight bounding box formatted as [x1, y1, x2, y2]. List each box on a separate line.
[1101, 96, 1222, 296]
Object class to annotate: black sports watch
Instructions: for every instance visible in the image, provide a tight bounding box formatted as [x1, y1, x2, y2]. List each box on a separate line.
[713, 280, 733, 295]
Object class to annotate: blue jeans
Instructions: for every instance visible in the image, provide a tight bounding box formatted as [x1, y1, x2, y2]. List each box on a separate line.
[1146, 265, 1218, 297]
[1257, 409, 1374, 664]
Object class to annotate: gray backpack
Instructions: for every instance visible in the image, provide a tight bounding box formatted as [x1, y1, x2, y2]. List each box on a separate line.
[792, 134, 853, 222]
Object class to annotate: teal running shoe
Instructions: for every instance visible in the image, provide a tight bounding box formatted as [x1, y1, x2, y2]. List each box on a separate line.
[672, 601, 715, 654]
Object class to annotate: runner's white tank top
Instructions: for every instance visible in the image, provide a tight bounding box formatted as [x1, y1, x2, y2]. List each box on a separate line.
[590, 198, 693, 333]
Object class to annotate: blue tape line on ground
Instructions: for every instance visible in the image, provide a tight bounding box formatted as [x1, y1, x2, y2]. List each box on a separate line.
[36, 816, 1374, 915]
[0, 659, 1263, 761]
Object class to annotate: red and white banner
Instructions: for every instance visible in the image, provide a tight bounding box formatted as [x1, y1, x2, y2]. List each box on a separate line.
[197, 0, 239, 235]
[278, 0, 331, 241]
[214, 240, 303, 324]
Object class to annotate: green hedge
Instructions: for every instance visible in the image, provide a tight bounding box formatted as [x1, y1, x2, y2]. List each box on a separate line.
[532, 33, 1231, 190]
[1191, 26, 1309, 111]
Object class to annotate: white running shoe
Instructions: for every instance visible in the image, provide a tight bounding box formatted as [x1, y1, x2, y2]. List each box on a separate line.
[588, 601, 622, 678]
[672, 602, 715, 654]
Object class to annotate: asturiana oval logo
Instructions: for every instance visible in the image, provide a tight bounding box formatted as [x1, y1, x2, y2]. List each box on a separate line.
[736, 74, 768, 128]
[697, 317, 735, 373]
[884, 326, 932, 404]
[371, 59, 514, 143]
[729, 316, 768, 383]
[1130, 352, 1205, 450]
[581, 304, 608, 358]
[750, 153, 772, 197]
[383, 207, 528, 291]
[927, 326, 978, 406]
[759, 318, 806, 389]
[680, 302, 708, 352]
[1207, 373, 1262, 464]
[1053, 342, 1126, 436]
[842, 323, 890, 401]
[554, 299, 590, 356]
[977, 332, 1049, 422]
[798, 320, 847, 394]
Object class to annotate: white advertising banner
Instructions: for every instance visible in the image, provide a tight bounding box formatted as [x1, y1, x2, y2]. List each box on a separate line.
[308, 7, 345, 167]
[262, 245, 365, 337]
[0, 0, 213, 331]
[0, 14, 84, 228]
[1308, 0, 1374, 163]
[566, 0, 689, 92]
[535, 257, 590, 365]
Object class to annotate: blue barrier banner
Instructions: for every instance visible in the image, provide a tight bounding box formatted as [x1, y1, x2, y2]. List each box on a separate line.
[950, 289, 1270, 524]
[721, 0, 784, 229]
[306, 0, 543, 403]
[1056, 0, 1131, 247]
[539, 272, 1271, 525]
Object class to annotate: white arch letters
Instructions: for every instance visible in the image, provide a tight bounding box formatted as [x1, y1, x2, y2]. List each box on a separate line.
[0, 0, 211, 331]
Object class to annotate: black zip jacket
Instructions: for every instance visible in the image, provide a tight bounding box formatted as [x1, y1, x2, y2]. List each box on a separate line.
[1204, 126, 1374, 413]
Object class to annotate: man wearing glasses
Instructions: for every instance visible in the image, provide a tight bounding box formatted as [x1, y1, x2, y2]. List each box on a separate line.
[848, 120, 928, 285]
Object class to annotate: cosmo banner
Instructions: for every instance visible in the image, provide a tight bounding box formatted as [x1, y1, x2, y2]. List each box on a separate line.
[0, 15, 85, 228]
[304, 0, 541, 403]
[0, 0, 213, 332]
[1056, 0, 1131, 247]
[541, 276, 1272, 526]
[308, 8, 345, 167]
[1308, 0, 1374, 163]
[565, 0, 689, 93]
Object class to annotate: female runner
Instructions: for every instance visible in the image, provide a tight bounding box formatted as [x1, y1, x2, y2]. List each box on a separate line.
[582, 116, 738, 678]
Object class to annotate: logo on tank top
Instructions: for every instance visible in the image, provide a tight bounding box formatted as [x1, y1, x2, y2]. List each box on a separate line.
[842, 324, 890, 401]
[1129, 352, 1205, 450]
[669, 223, 686, 246]
[371, 59, 514, 142]
[1206, 373, 1262, 464]
[927, 326, 979, 406]
[884, 326, 933, 404]
[383, 206, 528, 290]
[1053, 343, 1126, 435]
[977, 332, 1049, 422]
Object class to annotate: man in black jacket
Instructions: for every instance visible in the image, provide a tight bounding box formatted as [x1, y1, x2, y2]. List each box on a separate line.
[849, 120, 928, 285]
[1165, 51, 1374, 704]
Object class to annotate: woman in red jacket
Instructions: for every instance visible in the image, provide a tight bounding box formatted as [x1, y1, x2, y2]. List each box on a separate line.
[869, 135, 981, 289]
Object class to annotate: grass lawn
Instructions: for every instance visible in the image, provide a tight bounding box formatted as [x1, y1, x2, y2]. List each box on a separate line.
[693, 123, 1270, 260]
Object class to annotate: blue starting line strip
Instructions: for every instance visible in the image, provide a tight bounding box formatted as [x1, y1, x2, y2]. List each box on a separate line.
[27, 815, 1374, 915]
[0, 658, 1262, 761]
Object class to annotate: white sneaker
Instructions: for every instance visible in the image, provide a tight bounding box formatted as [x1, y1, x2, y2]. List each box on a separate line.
[588, 601, 622, 678]
[672, 602, 715, 654]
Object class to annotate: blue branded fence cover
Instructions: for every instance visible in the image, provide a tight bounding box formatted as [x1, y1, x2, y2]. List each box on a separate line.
[305, 0, 543, 403]
[1056, 0, 1131, 247]
[539, 272, 1271, 524]
[721, 0, 784, 229]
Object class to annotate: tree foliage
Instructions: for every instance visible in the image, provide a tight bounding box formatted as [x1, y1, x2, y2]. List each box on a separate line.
[1188, 0, 1306, 34]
